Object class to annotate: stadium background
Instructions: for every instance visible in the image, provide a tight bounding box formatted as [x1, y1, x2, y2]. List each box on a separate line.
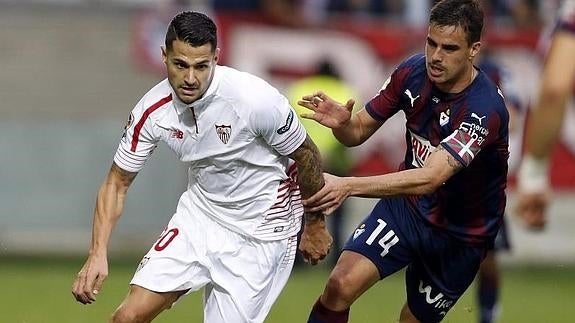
[1, 1, 574, 322]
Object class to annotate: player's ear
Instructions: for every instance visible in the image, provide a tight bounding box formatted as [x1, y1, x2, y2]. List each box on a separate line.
[161, 46, 168, 65]
[213, 48, 220, 64]
[469, 41, 481, 60]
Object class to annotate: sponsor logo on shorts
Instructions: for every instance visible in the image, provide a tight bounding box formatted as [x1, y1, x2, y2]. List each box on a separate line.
[418, 281, 453, 314]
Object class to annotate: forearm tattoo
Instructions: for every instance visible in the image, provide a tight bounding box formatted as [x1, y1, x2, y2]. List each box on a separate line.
[437, 145, 464, 171]
[289, 135, 325, 222]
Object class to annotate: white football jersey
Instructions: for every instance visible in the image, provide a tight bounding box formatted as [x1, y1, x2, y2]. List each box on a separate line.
[114, 65, 307, 240]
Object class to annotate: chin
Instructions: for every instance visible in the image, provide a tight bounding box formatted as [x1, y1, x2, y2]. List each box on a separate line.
[178, 94, 196, 105]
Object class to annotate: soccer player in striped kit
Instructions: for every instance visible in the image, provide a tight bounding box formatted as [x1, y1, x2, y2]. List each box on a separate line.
[72, 11, 332, 323]
[299, 1, 509, 322]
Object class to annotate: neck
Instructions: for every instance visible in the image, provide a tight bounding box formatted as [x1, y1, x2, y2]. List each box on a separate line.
[447, 64, 476, 93]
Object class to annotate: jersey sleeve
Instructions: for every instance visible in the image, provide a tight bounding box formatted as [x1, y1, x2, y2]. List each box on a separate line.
[440, 99, 506, 167]
[113, 100, 160, 173]
[251, 93, 307, 156]
[365, 58, 415, 121]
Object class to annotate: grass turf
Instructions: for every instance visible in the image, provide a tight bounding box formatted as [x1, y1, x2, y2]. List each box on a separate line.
[1, 256, 574, 322]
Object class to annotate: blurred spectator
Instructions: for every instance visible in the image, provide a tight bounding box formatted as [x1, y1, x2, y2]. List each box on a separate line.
[288, 60, 360, 266]
[214, 0, 325, 27]
[328, 0, 403, 17]
[132, 0, 212, 74]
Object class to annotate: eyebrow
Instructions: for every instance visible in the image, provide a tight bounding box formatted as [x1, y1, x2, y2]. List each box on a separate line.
[427, 36, 460, 51]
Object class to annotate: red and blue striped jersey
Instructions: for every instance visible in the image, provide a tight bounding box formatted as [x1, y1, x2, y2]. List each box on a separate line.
[366, 54, 509, 245]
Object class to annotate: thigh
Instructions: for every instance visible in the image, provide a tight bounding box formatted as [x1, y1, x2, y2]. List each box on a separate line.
[113, 285, 187, 322]
[204, 235, 298, 323]
[131, 212, 212, 294]
[405, 237, 485, 323]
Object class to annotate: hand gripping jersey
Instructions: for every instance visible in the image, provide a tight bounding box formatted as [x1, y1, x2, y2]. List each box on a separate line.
[366, 54, 509, 245]
[114, 65, 307, 241]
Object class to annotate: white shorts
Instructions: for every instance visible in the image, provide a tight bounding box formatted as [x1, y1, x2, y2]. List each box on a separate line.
[131, 210, 298, 323]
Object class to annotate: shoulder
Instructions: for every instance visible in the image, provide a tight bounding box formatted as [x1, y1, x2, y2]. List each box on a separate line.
[216, 65, 286, 112]
[132, 79, 174, 120]
[397, 53, 426, 70]
[394, 54, 427, 85]
[466, 72, 508, 122]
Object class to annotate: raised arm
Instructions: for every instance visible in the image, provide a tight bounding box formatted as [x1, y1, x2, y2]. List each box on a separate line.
[288, 134, 333, 265]
[72, 162, 137, 304]
[304, 145, 463, 214]
[298, 91, 383, 147]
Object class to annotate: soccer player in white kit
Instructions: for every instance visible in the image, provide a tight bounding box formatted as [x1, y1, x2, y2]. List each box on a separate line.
[71, 11, 333, 323]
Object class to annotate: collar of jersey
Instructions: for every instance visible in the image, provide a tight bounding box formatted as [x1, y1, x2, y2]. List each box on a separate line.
[171, 65, 221, 115]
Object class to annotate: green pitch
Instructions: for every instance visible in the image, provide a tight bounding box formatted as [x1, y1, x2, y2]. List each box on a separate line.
[2, 256, 574, 322]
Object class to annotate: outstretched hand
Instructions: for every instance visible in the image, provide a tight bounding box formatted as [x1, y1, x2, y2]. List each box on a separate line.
[298, 91, 354, 129]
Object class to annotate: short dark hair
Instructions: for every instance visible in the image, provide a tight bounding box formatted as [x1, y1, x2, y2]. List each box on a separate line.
[429, 0, 484, 44]
[165, 11, 217, 52]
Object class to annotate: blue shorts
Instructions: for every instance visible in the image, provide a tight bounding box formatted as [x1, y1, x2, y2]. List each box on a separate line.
[493, 216, 511, 251]
[344, 197, 487, 322]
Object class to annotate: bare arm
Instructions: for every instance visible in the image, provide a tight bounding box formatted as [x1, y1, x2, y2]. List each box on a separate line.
[524, 31, 575, 160]
[304, 145, 463, 214]
[288, 134, 333, 265]
[72, 162, 137, 304]
[91, 163, 137, 256]
[348, 145, 462, 197]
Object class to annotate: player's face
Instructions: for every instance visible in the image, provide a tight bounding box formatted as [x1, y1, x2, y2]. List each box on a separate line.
[163, 39, 219, 104]
[425, 23, 480, 92]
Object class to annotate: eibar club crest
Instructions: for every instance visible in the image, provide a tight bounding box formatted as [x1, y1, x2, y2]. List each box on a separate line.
[215, 124, 232, 144]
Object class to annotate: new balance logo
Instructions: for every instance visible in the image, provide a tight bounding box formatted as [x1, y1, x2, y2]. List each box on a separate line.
[157, 125, 184, 139]
[471, 112, 486, 125]
[404, 89, 420, 108]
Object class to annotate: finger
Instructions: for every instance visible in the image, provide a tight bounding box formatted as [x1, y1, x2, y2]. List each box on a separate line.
[344, 99, 355, 112]
[72, 283, 84, 303]
[301, 94, 316, 102]
[93, 274, 107, 298]
[84, 272, 99, 302]
[73, 272, 90, 304]
[303, 191, 324, 206]
[297, 100, 316, 110]
[300, 112, 317, 121]
[315, 91, 329, 101]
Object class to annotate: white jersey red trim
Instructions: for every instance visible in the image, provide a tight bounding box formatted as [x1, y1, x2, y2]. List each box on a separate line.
[114, 65, 307, 240]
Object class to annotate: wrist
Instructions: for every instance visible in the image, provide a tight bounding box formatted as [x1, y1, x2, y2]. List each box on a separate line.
[304, 212, 326, 224]
[517, 154, 550, 193]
